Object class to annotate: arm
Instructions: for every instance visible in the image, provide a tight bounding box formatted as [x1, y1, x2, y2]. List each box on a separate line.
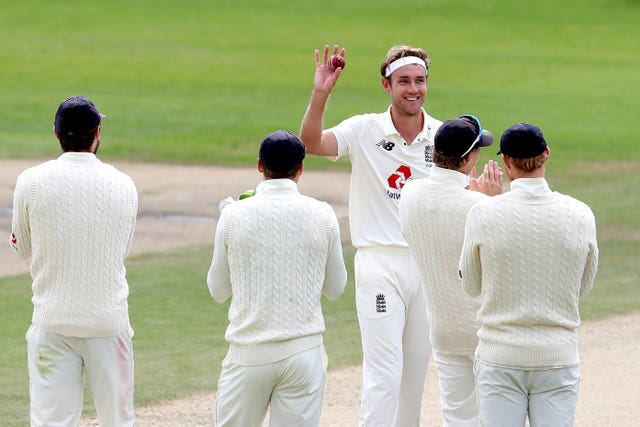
[322, 212, 347, 300]
[579, 214, 599, 299]
[10, 173, 32, 259]
[123, 181, 138, 258]
[206, 213, 232, 303]
[469, 160, 503, 196]
[459, 213, 482, 297]
[300, 44, 345, 157]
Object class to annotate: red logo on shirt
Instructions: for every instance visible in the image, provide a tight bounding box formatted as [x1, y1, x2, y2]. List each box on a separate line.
[387, 165, 412, 189]
[10, 233, 17, 246]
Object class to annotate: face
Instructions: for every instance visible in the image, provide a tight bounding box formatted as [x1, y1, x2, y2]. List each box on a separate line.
[382, 64, 427, 117]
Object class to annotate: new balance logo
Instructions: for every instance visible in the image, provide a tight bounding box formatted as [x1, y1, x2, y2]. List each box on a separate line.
[376, 293, 387, 313]
[377, 139, 395, 151]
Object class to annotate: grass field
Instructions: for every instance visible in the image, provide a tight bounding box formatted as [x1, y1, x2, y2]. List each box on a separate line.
[1, 0, 639, 424]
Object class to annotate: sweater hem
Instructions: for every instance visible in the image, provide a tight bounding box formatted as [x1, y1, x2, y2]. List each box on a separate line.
[225, 334, 323, 366]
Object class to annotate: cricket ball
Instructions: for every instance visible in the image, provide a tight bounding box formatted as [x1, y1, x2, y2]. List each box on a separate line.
[329, 54, 345, 71]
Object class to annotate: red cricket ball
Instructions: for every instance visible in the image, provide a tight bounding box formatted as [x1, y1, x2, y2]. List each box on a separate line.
[329, 54, 345, 71]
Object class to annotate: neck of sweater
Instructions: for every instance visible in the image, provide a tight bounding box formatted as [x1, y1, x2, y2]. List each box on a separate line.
[429, 165, 469, 188]
[509, 177, 551, 197]
[256, 178, 300, 196]
[58, 152, 99, 164]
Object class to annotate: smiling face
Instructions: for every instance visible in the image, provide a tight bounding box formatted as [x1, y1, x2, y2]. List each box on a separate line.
[382, 64, 428, 118]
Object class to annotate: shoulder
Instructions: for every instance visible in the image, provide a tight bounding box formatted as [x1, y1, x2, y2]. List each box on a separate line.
[301, 195, 335, 214]
[555, 192, 596, 217]
[401, 177, 427, 196]
[467, 195, 499, 216]
[423, 112, 443, 129]
[335, 112, 385, 129]
[99, 162, 137, 186]
[16, 160, 55, 183]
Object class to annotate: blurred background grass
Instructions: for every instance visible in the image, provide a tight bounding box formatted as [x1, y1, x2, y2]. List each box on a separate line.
[1, 0, 638, 424]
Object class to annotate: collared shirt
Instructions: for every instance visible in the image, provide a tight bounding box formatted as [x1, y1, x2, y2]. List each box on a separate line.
[329, 107, 442, 248]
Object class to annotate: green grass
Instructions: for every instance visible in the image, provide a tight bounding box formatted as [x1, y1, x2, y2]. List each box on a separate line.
[0, 0, 639, 169]
[1, 0, 639, 423]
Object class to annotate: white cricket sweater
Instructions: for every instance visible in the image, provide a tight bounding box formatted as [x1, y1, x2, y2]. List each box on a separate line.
[10, 152, 138, 337]
[459, 178, 599, 369]
[400, 167, 488, 354]
[207, 179, 347, 365]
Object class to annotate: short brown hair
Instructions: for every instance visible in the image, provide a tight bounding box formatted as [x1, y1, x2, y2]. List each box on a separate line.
[380, 45, 430, 77]
[507, 153, 546, 172]
[433, 147, 478, 170]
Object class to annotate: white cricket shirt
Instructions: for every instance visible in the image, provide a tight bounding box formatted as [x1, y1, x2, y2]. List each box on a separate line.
[330, 107, 442, 248]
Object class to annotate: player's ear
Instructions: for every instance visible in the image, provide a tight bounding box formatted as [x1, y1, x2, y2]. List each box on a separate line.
[381, 76, 392, 93]
[257, 159, 264, 173]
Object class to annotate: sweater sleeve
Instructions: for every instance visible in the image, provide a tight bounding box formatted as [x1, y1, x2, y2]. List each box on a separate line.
[579, 213, 599, 299]
[10, 171, 33, 259]
[123, 178, 138, 258]
[207, 211, 232, 303]
[459, 209, 482, 298]
[322, 209, 347, 301]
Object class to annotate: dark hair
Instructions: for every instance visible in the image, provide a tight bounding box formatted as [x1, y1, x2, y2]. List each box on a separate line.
[57, 126, 99, 152]
[262, 166, 300, 180]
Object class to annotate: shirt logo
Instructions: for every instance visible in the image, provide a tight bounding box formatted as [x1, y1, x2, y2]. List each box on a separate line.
[376, 293, 387, 313]
[10, 233, 17, 249]
[377, 139, 395, 151]
[424, 145, 434, 167]
[387, 165, 412, 190]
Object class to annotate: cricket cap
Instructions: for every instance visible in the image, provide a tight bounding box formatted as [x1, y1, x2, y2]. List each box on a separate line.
[54, 96, 105, 137]
[498, 123, 547, 158]
[259, 130, 306, 173]
[434, 115, 494, 158]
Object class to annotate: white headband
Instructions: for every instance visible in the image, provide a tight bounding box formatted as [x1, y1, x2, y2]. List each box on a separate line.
[384, 56, 427, 77]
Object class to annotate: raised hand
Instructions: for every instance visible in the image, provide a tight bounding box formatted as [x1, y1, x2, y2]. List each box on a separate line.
[313, 44, 346, 95]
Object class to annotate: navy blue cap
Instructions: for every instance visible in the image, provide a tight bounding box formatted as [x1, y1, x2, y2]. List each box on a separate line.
[259, 130, 306, 173]
[54, 96, 105, 137]
[434, 115, 494, 158]
[498, 123, 547, 158]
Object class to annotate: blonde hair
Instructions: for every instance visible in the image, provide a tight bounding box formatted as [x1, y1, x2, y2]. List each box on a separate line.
[508, 153, 547, 172]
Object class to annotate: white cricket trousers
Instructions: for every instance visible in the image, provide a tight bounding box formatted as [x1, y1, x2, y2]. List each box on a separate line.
[355, 247, 432, 427]
[433, 352, 479, 427]
[475, 360, 580, 427]
[26, 325, 135, 427]
[216, 345, 327, 427]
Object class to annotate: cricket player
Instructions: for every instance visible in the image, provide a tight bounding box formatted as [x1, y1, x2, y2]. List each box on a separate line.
[10, 96, 138, 426]
[207, 130, 347, 426]
[300, 44, 441, 426]
[459, 123, 599, 426]
[400, 115, 502, 426]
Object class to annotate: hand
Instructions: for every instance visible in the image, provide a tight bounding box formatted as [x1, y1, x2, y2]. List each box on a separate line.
[313, 45, 346, 96]
[469, 160, 503, 196]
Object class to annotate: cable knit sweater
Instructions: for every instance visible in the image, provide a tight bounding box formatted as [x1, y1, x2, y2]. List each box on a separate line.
[10, 152, 138, 337]
[400, 167, 488, 354]
[207, 178, 347, 365]
[459, 178, 599, 369]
